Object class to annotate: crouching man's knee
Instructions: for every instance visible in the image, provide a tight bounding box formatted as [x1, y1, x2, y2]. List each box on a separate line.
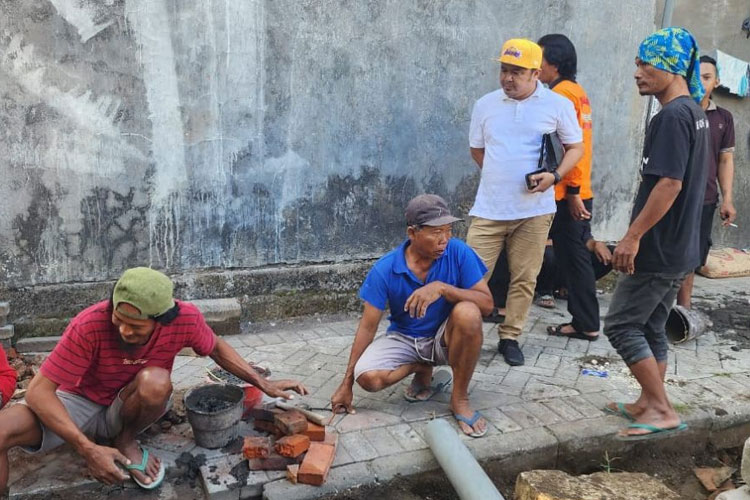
[356, 372, 385, 393]
[132, 366, 172, 406]
[451, 302, 483, 337]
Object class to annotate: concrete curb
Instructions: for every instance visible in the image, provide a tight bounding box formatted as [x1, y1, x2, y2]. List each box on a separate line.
[14, 298, 243, 352]
[258, 405, 750, 500]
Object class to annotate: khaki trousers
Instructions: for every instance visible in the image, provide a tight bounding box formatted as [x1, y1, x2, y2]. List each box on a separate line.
[466, 214, 554, 340]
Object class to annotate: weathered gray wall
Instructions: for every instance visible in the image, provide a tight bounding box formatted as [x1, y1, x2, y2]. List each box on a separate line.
[1, 0, 655, 291]
[670, 0, 750, 249]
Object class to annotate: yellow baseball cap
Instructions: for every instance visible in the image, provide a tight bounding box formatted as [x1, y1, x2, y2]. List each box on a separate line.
[495, 38, 542, 70]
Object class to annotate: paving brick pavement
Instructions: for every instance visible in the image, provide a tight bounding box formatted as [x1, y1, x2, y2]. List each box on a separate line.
[6, 276, 750, 499]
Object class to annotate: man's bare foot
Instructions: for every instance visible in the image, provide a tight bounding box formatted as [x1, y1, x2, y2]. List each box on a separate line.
[451, 397, 487, 437]
[556, 324, 599, 338]
[605, 401, 644, 420]
[617, 406, 681, 437]
[404, 366, 434, 400]
[116, 439, 161, 485]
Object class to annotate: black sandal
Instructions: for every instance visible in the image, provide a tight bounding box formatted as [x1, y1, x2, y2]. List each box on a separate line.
[547, 323, 599, 341]
[483, 308, 505, 324]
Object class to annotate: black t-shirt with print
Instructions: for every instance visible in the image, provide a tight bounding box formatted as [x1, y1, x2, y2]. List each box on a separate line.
[632, 96, 709, 274]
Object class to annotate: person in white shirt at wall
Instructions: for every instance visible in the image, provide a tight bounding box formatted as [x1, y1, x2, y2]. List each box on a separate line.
[467, 38, 584, 366]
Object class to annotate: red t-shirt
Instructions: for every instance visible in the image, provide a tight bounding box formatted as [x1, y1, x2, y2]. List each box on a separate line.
[0, 345, 17, 407]
[40, 300, 216, 406]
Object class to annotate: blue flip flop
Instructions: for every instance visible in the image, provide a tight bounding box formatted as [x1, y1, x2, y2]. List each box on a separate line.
[125, 446, 166, 489]
[404, 370, 453, 402]
[454, 411, 488, 438]
[615, 422, 688, 441]
[603, 402, 636, 421]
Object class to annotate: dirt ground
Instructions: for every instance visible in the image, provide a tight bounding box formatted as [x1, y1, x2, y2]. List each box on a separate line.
[698, 297, 750, 350]
[321, 444, 745, 499]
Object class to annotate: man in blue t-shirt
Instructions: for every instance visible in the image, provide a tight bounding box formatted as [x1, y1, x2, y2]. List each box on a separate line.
[330, 195, 494, 437]
[603, 28, 709, 441]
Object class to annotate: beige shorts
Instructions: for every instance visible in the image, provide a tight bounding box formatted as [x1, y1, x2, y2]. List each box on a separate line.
[23, 389, 170, 454]
[354, 319, 449, 381]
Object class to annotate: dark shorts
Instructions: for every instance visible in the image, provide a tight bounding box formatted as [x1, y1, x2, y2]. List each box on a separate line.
[697, 203, 716, 269]
[603, 272, 686, 365]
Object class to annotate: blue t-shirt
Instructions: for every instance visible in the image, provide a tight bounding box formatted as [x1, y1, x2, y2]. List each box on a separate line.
[359, 238, 487, 338]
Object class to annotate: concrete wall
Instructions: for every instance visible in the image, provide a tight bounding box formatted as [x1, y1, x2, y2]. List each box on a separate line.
[670, 0, 750, 249]
[1, 2, 655, 298]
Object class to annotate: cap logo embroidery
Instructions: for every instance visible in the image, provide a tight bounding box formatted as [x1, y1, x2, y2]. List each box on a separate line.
[503, 47, 522, 58]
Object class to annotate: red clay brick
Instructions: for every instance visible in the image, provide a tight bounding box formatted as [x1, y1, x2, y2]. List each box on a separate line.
[286, 464, 299, 484]
[248, 407, 283, 422]
[304, 422, 326, 441]
[248, 451, 304, 471]
[298, 433, 338, 486]
[274, 410, 308, 436]
[275, 434, 310, 458]
[253, 419, 283, 436]
[242, 436, 271, 459]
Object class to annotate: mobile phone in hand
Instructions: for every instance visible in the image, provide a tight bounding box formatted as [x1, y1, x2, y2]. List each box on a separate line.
[525, 169, 546, 191]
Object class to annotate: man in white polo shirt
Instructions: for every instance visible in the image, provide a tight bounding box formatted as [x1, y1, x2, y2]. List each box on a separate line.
[467, 38, 584, 366]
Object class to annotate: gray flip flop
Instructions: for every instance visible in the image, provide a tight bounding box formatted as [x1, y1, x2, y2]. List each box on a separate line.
[404, 370, 453, 402]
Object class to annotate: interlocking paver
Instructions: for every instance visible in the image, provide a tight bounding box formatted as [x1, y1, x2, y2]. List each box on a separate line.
[522, 401, 563, 425]
[542, 397, 586, 421]
[362, 427, 405, 457]
[338, 431, 379, 461]
[502, 404, 545, 429]
[385, 423, 428, 451]
[9, 276, 750, 500]
[481, 407, 524, 433]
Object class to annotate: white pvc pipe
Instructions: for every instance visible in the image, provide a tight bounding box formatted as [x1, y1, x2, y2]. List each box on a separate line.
[425, 418, 505, 500]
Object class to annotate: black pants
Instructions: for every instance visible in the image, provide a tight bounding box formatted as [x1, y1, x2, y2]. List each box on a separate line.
[488, 242, 613, 309]
[551, 198, 600, 332]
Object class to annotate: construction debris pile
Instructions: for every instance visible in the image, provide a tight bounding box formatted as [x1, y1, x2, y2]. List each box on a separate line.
[244, 405, 337, 486]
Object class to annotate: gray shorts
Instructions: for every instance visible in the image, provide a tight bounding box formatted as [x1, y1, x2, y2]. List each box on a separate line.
[603, 271, 686, 365]
[354, 320, 449, 381]
[23, 389, 169, 454]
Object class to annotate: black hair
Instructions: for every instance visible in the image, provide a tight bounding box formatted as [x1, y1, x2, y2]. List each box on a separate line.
[537, 34, 578, 82]
[700, 55, 718, 74]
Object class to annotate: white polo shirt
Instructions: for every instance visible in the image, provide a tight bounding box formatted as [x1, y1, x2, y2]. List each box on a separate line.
[469, 82, 583, 221]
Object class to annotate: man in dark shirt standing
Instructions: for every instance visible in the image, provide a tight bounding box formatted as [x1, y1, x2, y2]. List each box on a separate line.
[603, 27, 709, 440]
[677, 55, 737, 309]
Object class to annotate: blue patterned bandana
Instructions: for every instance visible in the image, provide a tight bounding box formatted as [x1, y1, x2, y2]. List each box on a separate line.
[637, 27, 705, 103]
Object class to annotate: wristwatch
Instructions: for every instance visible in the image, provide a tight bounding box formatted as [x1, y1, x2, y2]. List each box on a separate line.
[552, 171, 561, 184]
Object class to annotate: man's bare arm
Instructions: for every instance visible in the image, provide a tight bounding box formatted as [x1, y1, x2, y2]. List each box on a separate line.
[717, 151, 736, 225]
[404, 278, 493, 319]
[529, 142, 584, 193]
[555, 142, 584, 179]
[612, 177, 682, 273]
[331, 303, 383, 413]
[26, 374, 130, 484]
[434, 279, 493, 316]
[210, 336, 307, 399]
[470, 147, 485, 169]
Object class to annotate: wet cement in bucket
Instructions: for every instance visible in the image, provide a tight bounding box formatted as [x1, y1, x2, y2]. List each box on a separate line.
[190, 396, 235, 413]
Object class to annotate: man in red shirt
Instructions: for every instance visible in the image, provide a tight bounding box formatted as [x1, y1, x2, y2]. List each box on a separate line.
[0, 267, 307, 492]
[0, 345, 17, 410]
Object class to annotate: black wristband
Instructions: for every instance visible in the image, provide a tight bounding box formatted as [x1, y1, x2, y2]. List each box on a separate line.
[566, 185, 580, 194]
[552, 171, 561, 185]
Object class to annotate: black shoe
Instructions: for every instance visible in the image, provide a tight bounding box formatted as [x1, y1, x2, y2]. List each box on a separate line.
[498, 339, 524, 366]
[482, 307, 505, 324]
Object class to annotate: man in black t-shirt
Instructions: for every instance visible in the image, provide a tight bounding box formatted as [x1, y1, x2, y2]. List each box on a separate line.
[676, 55, 737, 309]
[602, 27, 709, 441]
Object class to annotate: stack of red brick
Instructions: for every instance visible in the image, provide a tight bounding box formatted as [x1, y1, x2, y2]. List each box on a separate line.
[244, 406, 337, 486]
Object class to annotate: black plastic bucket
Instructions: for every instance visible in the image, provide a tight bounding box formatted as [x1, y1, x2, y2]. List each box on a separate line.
[666, 304, 711, 344]
[184, 384, 244, 449]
